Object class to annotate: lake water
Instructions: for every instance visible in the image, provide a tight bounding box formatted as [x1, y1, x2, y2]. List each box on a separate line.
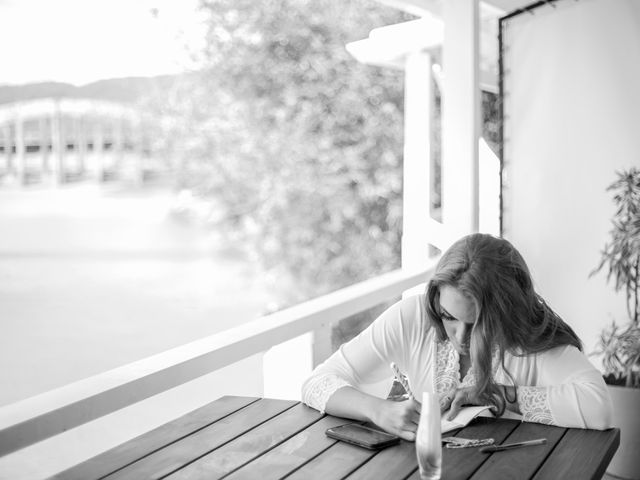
[0, 181, 268, 406]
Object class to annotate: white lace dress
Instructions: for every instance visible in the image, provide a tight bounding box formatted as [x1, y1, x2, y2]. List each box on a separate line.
[301, 294, 613, 430]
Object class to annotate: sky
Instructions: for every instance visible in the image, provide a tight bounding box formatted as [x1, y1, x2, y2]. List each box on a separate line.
[0, 0, 205, 86]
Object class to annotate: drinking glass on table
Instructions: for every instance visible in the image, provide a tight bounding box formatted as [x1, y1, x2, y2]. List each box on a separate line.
[416, 392, 442, 480]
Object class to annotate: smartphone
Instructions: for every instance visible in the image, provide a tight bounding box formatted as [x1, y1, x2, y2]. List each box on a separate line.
[325, 423, 400, 450]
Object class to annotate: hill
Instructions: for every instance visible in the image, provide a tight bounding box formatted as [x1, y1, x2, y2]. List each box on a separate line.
[0, 75, 178, 105]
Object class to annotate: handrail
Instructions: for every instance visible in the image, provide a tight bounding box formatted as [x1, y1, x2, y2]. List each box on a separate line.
[0, 263, 436, 456]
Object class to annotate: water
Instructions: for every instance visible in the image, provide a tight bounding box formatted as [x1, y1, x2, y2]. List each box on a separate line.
[418, 461, 442, 480]
[0, 182, 269, 406]
[416, 392, 442, 480]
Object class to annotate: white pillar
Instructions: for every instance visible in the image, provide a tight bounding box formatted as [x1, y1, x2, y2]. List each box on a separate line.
[14, 116, 25, 185]
[402, 50, 433, 270]
[75, 116, 86, 175]
[51, 103, 64, 185]
[133, 118, 144, 186]
[39, 117, 49, 175]
[312, 322, 333, 368]
[441, 0, 480, 240]
[3, 124, 12, 176]
[263, 333, 313, 400]
[113, 117, 124, 175]
[93, 119, 105, 181]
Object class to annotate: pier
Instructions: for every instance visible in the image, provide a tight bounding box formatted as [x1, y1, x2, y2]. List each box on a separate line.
[0, 98, 165, 186]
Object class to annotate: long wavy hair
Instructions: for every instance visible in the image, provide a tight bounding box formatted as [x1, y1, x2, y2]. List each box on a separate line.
[425, 233, 582, 416]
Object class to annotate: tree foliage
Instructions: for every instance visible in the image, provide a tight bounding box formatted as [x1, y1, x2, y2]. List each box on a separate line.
[155, 0, 412, 307]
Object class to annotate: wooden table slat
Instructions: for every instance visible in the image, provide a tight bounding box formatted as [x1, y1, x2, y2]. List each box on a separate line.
[223, 415, 350, 480]
[283, 440, 377, 480]
[344, 439, 417, 480]
[470, 421, 566, 480]
[50, 396, 259, 480]
[532, 427, 620, 480]
[164, 403, 323, 479]
[440, 417, 521, 480]
[103, 398, 297, 480]
[405, 469, 422, 480]
[45, 396, 621, 480]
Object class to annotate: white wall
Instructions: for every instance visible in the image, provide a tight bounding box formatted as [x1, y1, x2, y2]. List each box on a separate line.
[501, 0, 640, 364]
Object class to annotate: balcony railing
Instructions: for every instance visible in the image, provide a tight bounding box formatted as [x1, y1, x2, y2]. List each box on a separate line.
[0, 263, 436, 458]
[0, 5, 485, 469]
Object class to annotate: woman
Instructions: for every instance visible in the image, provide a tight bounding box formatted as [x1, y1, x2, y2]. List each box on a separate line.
[301, 233, 613, 441]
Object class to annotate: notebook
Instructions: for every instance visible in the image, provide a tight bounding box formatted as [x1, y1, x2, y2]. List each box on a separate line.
[441, 405, 493, 433]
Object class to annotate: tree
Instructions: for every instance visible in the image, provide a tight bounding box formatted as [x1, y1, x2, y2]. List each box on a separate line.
[153, 0, 412, 308]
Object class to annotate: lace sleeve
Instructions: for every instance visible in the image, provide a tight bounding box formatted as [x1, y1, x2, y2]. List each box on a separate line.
[518, 386, 554, 425]
[301, 373, 352, 413]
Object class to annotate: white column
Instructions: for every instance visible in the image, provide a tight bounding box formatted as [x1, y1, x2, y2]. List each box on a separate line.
[93, 119, 105, 181]
[263, 333, 313, 400]
[133, 118, 144, 186]
[14, 116, 25, 185]
[113, 117, 124, 175]
[312, 322, 333, 368]
[51, 103, 64, 185]
[3, 124, 12, 176]
[39, 117, 49, 175]
[76, 116, 86, 175]
[402, 50, 433, 270]
[441, 0, 480, 240]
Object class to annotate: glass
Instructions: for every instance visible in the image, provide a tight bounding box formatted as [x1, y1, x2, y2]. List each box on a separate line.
[0, 0, 407, 407]
[416, 392, 442, 480]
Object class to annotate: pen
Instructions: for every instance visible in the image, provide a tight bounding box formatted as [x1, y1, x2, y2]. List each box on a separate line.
[479, 438, 547, 453]
[390, 362, 415, 401]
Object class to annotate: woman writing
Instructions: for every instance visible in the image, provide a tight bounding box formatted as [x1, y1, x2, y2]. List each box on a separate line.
[301, 233, 613, 441]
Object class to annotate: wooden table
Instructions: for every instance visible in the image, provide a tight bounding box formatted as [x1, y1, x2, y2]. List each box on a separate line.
[52, 396, 620, 480]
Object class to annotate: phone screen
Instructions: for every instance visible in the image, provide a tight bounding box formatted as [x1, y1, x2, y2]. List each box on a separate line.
[325, 424, 400, 449]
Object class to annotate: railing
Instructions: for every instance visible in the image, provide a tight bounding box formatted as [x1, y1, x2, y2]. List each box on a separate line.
[0, 263, 436, 457]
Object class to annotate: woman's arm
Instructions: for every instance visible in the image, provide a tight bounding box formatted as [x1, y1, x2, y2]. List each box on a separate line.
[438, 384, 521, 420]
[443, 351, 612, 430]
[301, 295, 427, 439]
[514, 346, 613, 430]
[325, 386, 421, 441]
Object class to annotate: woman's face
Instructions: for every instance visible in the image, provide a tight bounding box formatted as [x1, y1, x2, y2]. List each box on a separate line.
[439, 285, 476, 356]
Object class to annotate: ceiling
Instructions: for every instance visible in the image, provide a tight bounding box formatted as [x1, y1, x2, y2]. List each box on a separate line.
[483, 0, 539, 14]
[376, 0, 540, 18]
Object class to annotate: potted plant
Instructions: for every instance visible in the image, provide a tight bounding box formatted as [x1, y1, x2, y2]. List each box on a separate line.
[590, 167, 640, 480]
[592, 321, 640, 388]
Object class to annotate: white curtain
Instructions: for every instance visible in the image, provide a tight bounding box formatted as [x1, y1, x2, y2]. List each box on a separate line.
[501, 0, 640, 351]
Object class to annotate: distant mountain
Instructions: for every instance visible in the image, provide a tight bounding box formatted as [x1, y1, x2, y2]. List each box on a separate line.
[0, 75, 180, 105]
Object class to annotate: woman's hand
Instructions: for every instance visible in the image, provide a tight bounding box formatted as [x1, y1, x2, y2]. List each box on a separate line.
[370, 398, 422, 441]
[440, 386, 484, 420]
